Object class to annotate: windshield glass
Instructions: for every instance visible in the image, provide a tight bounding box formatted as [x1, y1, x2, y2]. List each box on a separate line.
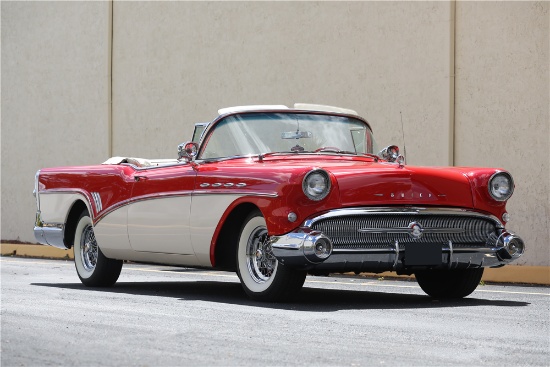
[199, 112, 373, 159]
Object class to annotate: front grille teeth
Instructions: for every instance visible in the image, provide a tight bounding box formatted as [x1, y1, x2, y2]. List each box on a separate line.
[311, 214, 497, 250]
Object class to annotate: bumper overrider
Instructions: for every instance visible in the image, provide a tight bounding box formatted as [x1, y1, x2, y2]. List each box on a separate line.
[270, 207, 524, 273]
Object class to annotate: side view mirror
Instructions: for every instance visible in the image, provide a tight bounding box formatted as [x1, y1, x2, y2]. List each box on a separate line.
[178, 141, 199, 161]
[378, 145, 405, 165]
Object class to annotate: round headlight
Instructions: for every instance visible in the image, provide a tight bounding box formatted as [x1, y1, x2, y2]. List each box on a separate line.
[489, 172, 514, 201]
[302, 169, 331, 201]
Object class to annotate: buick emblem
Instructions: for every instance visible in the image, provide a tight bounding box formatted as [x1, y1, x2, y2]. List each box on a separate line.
[408, 222, 423, 239]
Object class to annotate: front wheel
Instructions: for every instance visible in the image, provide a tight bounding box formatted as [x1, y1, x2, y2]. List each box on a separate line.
[236, 211, 306, 302]
[415, 268, 484, 299]
[74, 210, 122, 287]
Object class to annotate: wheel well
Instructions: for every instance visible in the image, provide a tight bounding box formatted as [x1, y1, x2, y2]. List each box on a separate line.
[64, 200, 88, 249]
[214, 203, 259, 271]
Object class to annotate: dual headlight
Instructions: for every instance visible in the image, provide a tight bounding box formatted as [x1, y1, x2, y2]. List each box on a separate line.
[302, 169, 331, 201]
[489, 172, 514, 201]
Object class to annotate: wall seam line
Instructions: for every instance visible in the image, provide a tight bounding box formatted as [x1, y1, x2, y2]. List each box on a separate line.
[450, 0, 456, 167]
[109, 0, 113, 157]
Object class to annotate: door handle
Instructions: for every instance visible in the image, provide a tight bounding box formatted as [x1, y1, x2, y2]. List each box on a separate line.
[134, 176, 148, 182]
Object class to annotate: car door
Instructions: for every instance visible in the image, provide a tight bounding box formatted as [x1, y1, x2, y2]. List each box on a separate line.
[127, 163, 196, 254]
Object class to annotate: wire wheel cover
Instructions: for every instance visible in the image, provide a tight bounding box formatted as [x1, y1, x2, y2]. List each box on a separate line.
[246, 226, 276, 283]
[80, 224, 98, 271]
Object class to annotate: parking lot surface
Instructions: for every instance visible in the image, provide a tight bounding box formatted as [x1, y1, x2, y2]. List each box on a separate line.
[1, 257, 549, 366]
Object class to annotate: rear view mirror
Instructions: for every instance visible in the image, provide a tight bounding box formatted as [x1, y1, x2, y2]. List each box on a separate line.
[281, 131, 312, 139]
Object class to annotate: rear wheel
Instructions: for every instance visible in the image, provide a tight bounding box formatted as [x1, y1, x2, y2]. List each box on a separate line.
[74, 210, 122, 287]
[236, 211, 306, 302]
[415, 268, 484, 299]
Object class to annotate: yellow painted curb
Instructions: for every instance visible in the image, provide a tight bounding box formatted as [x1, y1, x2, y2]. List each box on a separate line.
[1, 243, 548, 285]
[1, 244, 74, 260]
[483, 266, 550, 285]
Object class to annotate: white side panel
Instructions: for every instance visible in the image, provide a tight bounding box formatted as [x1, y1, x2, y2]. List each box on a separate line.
[93, 205, 131, 256]
[128, 196, 194, 255]
[39, 193, 90, 223]
[190, 194, 242, 267]
[98, 249, 203, 267]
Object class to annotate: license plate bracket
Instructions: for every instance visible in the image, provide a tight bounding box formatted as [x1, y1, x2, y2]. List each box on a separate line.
[405, 243, 442, 266]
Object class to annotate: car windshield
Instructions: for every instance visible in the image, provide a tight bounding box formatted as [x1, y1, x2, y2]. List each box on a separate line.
[199, 112, 374, 159]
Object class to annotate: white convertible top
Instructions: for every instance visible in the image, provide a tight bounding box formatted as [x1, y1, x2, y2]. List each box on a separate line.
[102, 157, 179, 168]
[217, 103, 358, 117]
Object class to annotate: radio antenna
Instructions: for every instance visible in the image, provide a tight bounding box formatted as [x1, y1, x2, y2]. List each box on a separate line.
[400, 111, 407, 163]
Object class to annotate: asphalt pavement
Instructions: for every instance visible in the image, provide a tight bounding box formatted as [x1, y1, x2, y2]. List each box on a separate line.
[1, 257, 549, 366]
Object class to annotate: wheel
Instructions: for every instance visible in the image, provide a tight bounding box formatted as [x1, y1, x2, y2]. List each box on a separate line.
[236, 211, 306, 302]
[415, 268, 484, 299]
[74, 210, 122, 287]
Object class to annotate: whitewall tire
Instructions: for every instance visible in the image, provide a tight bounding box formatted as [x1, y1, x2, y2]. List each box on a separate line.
[236, 211, 306, 301]
[74, 211, 122, 287]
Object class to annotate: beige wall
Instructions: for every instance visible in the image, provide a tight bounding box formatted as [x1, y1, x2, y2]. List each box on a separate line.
[1, 1, 111, 241]
[455, 2, 549, 266]
[112, 1, 454, 166]
[2, 2, 549, 268]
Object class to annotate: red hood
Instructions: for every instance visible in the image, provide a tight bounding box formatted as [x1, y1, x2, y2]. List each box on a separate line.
[322, 161, 475, 209]
[212, 156, 477, 209]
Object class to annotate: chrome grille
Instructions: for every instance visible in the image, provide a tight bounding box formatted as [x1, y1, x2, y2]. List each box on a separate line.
[310, 214, 498, 250]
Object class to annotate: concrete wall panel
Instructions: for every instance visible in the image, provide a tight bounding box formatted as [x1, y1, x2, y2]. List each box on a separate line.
[1, 2, 111, 242]
[455, 2, 549, 266]
[112, 2, 453, 166]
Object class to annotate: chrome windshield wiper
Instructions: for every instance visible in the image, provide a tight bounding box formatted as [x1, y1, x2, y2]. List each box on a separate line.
[257, 151, 299, 161]
[307, 149, 380, 161]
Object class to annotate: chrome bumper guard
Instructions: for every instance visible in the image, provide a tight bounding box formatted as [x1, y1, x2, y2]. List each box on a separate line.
[270, 208, 525, 272]
[34, 211, 66, 249]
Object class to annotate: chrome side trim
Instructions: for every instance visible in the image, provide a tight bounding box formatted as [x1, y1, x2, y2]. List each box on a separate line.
[94, 190, 278, 225]
[93, 191, 194, 224]
[192, 190, 278, 198]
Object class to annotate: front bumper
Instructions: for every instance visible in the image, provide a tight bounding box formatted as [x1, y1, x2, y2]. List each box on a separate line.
[270, 207, 525, 273]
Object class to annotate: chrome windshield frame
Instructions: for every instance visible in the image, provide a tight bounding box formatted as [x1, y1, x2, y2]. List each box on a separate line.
[197, 109, 374, 160]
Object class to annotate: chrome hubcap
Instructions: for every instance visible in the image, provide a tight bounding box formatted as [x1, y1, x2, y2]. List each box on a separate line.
[246, 226, 276, 283]
[80, 224, 98, 271]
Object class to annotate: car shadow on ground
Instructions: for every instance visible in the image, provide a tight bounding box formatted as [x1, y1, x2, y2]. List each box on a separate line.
[31, 279, 530, 312]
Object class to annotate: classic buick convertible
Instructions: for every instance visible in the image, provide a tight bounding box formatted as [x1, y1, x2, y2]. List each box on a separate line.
[34, 104, 524, 301]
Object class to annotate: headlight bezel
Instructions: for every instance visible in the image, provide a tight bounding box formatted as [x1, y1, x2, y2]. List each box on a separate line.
[488, 171, 514, 202]
[302, 169, 331, 201]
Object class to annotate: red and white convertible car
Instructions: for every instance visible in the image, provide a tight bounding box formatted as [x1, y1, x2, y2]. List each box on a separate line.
[34, 104, 524, 301]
